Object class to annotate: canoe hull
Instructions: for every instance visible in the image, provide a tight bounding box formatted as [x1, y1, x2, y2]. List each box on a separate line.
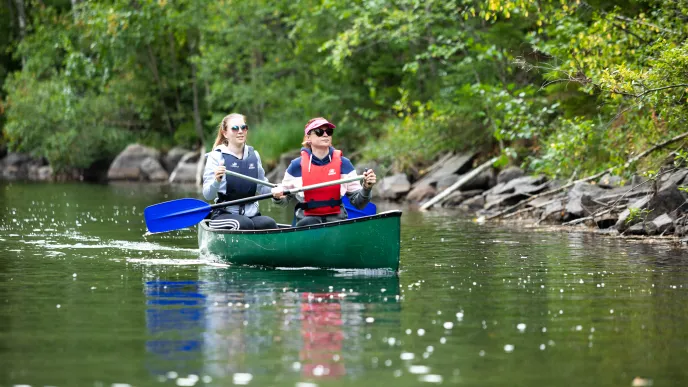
[198, 211, 401, 271]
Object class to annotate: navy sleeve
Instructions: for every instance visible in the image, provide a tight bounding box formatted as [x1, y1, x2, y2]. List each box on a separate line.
[341, 157, 356, 174]
[286, 157, 302, 178]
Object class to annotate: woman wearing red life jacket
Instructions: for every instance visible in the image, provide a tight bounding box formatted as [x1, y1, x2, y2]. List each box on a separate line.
[271, 117, 377, 227]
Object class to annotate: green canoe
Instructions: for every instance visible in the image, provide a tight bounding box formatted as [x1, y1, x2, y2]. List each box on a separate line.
[198, 210, 402, 271]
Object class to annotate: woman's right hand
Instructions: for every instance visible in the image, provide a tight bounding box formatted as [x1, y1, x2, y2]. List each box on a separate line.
[271, 186, 286, 200]
[214, 165, 226, 182]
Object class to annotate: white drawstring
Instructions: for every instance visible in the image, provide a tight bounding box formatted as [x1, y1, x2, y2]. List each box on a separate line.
[308, 153, 313, 173]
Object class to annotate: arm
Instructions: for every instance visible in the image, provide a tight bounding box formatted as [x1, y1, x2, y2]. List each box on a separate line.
[254, 151, 273, 195]
[202, 152, 222, 200]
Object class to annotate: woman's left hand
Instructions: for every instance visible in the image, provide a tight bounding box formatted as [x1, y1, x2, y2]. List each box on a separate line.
[362, 169, 377, 189]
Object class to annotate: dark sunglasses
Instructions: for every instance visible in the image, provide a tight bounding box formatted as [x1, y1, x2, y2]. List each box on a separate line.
[229, 124, 248, 132]
[308, 128, 334, 137]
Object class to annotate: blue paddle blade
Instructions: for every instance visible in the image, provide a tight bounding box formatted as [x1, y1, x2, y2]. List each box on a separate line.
[144, 198, 212, 233]
[342, 195, 377, 219]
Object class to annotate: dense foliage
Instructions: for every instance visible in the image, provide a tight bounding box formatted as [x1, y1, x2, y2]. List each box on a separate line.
[1, 0, 687, 178]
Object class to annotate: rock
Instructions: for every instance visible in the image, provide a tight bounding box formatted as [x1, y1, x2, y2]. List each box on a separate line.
[2, 152, 33, 166]
[440, 190, 484, 207]
[616, 183, 687, 232]
[458, 168, 496, 191]
[265, 149, 301, 183]
[169, 151, 201, 184]
[659, 169, 688, 188]
[376, 173, 411, 200]
[626, 222, 647, 235]
[163, 147, 192, 173]
[28, 165, 53, 181]
[565, 182, 606, 218]
[459, 195, 486, 211]
[140, 157, 169, 181]
[406, 184, 437, 203]
[436, 174, 460, 192]
[540, 199, 565, 223]
[645, 213, 674, 235]
[0, 144, 6, 159]
[490, 175, 547, 195]
[410, 152, 476, 188]
[593, 212, 620, 229]
[36, 166, 53, 181]
[598, 173, 623, 188]
[497, 166, 525, 184]
[107, 144, 161, 181]
[484, 193, 528, 210]
[0, 152, 47, 180]
[513, 181, 549, 195]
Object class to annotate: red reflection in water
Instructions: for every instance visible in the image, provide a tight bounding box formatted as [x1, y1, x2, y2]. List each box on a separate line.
[300, 293, 346, 378]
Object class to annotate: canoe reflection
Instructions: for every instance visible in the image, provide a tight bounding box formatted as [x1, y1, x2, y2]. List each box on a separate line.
[146, 268, 400, 382]
[145, 280, 206, 378]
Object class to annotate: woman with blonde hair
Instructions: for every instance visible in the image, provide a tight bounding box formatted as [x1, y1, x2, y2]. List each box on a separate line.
[202, 113, 278, 230]
[271, 117, 377, 227]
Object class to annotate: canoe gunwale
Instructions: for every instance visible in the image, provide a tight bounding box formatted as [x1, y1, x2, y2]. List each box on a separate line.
[198, 210, 402, 235]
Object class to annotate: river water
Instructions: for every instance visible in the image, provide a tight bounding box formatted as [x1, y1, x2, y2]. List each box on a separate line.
[1, 182, 688, 386]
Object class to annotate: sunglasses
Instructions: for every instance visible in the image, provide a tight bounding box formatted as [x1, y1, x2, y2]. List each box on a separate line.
[308, 128, 334, 137]
[229, 124, 249, 132]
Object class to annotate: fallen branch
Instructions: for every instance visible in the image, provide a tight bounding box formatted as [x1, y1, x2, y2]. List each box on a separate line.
[488, 131, 688, 220]
[420, 157, 497, 211]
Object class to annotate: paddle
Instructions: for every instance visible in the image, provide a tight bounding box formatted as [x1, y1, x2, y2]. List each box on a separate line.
[143, 175, 364, 233]
[225, 170, 377, 219]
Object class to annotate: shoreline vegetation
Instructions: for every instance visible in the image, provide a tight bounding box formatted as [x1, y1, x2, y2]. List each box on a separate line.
[1, 1, 687, 240]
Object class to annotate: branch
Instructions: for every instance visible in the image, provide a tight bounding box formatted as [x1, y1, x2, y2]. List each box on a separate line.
[611, 83, 688, 99]
[613, 15, 680, 35]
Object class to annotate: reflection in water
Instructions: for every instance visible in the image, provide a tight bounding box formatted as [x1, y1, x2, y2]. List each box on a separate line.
[145, 280, 206, 378]
[146, 267, 400, 384]
[300, 292, 345, 378]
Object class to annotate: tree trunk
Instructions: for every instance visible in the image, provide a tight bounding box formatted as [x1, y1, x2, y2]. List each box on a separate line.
[146, 44, 175, 134]
[13, 0, 26, 66]
[168, 32, 183, 116]
[70, 0, 80, 20]
[190, 35, 206, 186]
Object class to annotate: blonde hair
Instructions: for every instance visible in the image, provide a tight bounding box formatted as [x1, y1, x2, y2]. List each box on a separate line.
[301, 135, 311, 149]
[301, 117, 326, 149]
[213, 113, 246, 148]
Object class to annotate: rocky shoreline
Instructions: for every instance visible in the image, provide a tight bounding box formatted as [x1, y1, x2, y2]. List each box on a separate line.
[3, 145, 688, 240]
[374, 152, 688, 240]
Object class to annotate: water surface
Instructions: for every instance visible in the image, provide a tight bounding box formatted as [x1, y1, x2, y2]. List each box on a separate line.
[1, 182, 688, 386]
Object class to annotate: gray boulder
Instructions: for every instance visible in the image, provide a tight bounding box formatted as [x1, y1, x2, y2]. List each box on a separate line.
[411, 152, 476, 189]
[540, 199, 565, 223]
[598, 173, 623, 188]
[265, 149, 301, 184]
[459, 195, 486, 211]
[107, 144, 162, 181]
[645, 213, 674, 235]
[163, 147, 192, 173]
[497, 166, 525, 184]
[440, 190, 484, 207]
[616, 183, 687, 232]
[565, 182, 606, 218]
[376, 173, 411, 200]
[169, 151, 201, 184]
[406, 184, 437, 203]
[140, 157, 169, 181]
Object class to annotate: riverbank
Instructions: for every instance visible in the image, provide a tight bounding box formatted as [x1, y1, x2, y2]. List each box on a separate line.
[3, 145, 688, 241]
[376, 152, 688, 241]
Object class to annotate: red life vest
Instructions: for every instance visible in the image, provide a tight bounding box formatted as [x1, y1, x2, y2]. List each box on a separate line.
[300, 149, 342, 216]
